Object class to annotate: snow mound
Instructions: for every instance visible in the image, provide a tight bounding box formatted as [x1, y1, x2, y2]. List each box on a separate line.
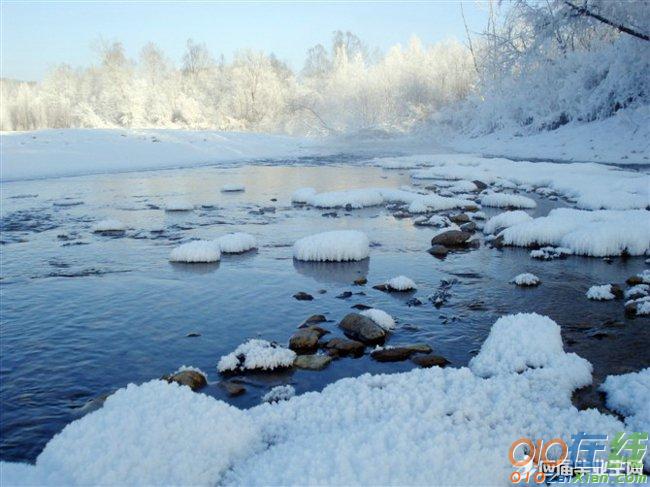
[262, 385, 296, 403]
[92, 219, 126, 232]
[480, 192, 537, 209]
[484, 210, 532, 235]
[501, 208, 650, 257]
[512, 273, 540, 287]
[169, 241, 221, 263]
[632, 297, 650, 316]
[218, 339, 296, 373]
[529, 246, 572, 260]
[221, 184, 245, 192]
[600, 368, 650, 434]
[293, 230, 369, 262]
[216, 233, 257, 254]
[291, 187, 317, 204]
[164, 199, 193, 211]
[586, 284, 615, 301]
[386, 275, 416, 291]
[625, 284, 649, 300]
[360, 308, 395, 331]
[305, 188, 384, 209]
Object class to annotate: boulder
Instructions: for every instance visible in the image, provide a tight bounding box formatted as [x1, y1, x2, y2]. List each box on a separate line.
[221, 380, 246, 396]
[165, 370, 207, 391]
[626, 275, 643, 286]
[371, 347, 415, 362]
[460, 221, 477, 232]
[324, 337, 365, 357]
[427, 244, 449, 257]
[610, 284, 624, 299]
[472, 180, 488, 191]
[338, 313, 387, 344]
[293, 291, 314, 301]
[289, 329, 320, 353]
[294, 354, 333, 370]
[431, 230, 472, 247]
[449, 213, 470, 224]
[354, 277, 368, 285]
[299, 314, 327, 327]
[411, 354, 450, 368]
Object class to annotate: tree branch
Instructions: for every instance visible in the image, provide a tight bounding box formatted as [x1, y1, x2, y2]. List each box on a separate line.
[563, 1, 649, 41]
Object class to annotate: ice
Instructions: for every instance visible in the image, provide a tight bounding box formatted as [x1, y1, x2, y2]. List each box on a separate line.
[164, 199, 194, 211]
[586, 284, 615, 301]
[216, 233, 257, 254]
[302, 188, 385, 209]
[293, 230, 369, 262]
[600, 368, 650, 434]
[262, 385, 296, 403]
[529, 246, 572, 260]
[483, 210, 532, 235]
[91, 219, 126, 232]
[480, 192, 537, 209]
[221, 184, 245, 192]
[291, 187, 317, 204]
[512, 273, 540, 286]
[217, 339, 296, 373]
[169, 241, 221, 263]
[500, 208, 650, 257]
[3, 313, 630, 486]
[386, 275, 416, 291]
[359, 308, 395, 331]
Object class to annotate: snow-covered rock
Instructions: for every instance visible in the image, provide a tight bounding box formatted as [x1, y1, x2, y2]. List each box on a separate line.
[586, 284, 615, 301]
[218, 339, 296, 373]
[385, 275, 416, 291]
[262, 385, 296, 403]
[92, 219, 126, 232]
[169, 241, 221, 263]
[293, 230, 369, 262]
[512, 273, 540, 287]
[600, 368, 650, 435]
[359, 308, 395, 331]
[480, 192, 537, 209]
[216, 233, 257, 254]
[483, 210, 532, 235]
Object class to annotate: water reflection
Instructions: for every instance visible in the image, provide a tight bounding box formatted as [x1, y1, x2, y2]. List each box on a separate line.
[169, 262, 221, 274]
[293, 258, 369, 284]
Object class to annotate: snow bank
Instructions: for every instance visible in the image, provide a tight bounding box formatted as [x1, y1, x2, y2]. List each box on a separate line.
[586, 284, 615, 301]
[221, 184, 245, 192]
[600, 368, 650, 434]
[91, 219, 126, 232]
[164, 199, 193, 212]
[169, 241, 221, 263]
[386, 275, 416, 291]
[483, 210, 532, 235]
[293, 230, 369, 262]
[262, 385, 296, 403]
[512, 273, 540, 287]
[302, 188, 385, 209]
[291, 187, 317, 204]
[360, 309, 395, 331]
[216, 233, 257, 254]
[500, 208, 650, 257]
[217, 339, 296, 373]
[4, 313, 630, 486]
[480, 192, 536, 209]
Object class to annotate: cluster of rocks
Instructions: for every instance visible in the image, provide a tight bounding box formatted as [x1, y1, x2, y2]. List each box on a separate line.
[428, 225, 479, 257]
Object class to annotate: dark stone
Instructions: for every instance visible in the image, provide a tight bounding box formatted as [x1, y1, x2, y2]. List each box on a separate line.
[339, 313, 387, 344]
[431, 230, 472, 247]
[371, 347, 415, 362]
[317, 289, 327, 294]
[449, 213, 470, 224]
[372, 284, 389, 291]
[491, 235, 505, 248]
[624, 301, 638, 317]
[165, 370, 207, 391]
[221, 380, 246, 396]
[299, 314, 327, 327]
[411, 354, 450, 368]
[324, 337, 365, 357]
[610, 284, 624, 299]
[406, 297, 423, 307]
[322, 212, 338, 218]
[294, 354, 332, 370]
[336, 291, 353, 299]
[186, 332, 201, 337]
[354, 277, 368, 285]
[473, 180, 488, 191]
[459, 221, 477, 232]
[351, 303, 372, 310]
[289, 329, 320, 353]
[463, 204, 479, 212]
[626, 275, 643, 286]
[293, 291, 314, 301]
[428, 244, 449, 257]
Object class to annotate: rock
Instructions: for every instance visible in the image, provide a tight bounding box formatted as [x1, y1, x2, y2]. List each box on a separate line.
[624, 301, 638, 317]
[324, 337, 365, 357]
[473, 180, 488, 191]
[354, 277, 368, 285]
[463, 204, 479, 212]
[371, 347, 415, 362]
[411, 354, 450, 368]
[322, 211, 338, 218]
[289, 329, 320, 353]
[427, 244, 449, 257]
[351, 303, 372, 310]
[431, 230, 472, 247]
[406, 297, 423, 307]
[449, 213, 470, 224]
[317, 289, 327, 294]
[626, 275, 643, 286]
[339, 313, 387, 344]
[459, 221, 477, 232]
[372, 284, 389, 291]
[610, 284, 624, 299]
[293, 291, 314, 301]
[294, 354, 332, 370]
[221, 380, 246, 396]
[300, 325, 329, 337]
[399, 343, 432, 353]
[491, 235, 505, 248]
[165, 370, 207, 391]
[299, 314, 327, 327]
[186, 332, 201, 337]
[336, 291, 353, 299]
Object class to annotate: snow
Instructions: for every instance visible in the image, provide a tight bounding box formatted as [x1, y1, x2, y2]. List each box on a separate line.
[91, 219, 126, 232]
[625, 284, 649, 300]
[479, 192, 537, 209]
[1, 129, 320, 181]
[637, 269, 650, 284]
[413, 215, 450, 227]
[221, 184, 245, 192]
[216, 233, 257, 254]
[300, 188, 385, 209]
[586, 284, 615, 301]
[600, 368, 650, 435]
[500, 208, 650, 257]
[217, 339, 296, 373]
[3, 312, 633, 486]
[529, 246, 572, 260]
[634, 297, 650, 316]
[164, 199, 194, 212]
[512, 273, 540, 287]
[385, 275, 416, 291]
[262, 385, 296, 403]
[293, 230, 370, 262]
[359, 309, 396, 331]
[169, 241, 221, 263]
[483, 210, 532, 235]
[291, 187, 317, 204]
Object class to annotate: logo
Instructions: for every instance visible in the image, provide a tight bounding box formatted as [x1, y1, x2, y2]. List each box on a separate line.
[509, 432, 648, 484]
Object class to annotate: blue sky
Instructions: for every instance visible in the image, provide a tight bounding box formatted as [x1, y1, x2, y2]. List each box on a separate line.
[2, 1, 489, 81]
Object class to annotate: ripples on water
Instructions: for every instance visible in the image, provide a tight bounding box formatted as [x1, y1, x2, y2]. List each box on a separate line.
[1, 159, 648, 462]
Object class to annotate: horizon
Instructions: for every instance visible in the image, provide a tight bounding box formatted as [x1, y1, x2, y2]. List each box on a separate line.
[1, 1, 489, 82]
